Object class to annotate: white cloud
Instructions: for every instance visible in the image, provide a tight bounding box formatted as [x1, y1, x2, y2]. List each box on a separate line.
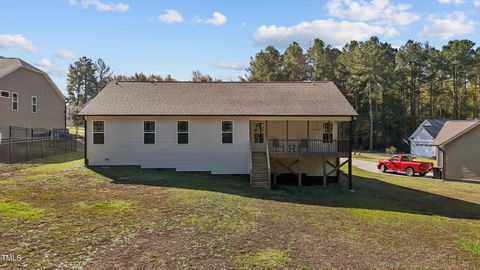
[215, 61, 249, 70]
[327, 0, 419, 26]
[474, 0, 480, 6]
[419, 12, 475, 39]
[194, 12, 227, 26]
[69, 0, 129, 12]
[36, 58, 53, 69]
[54, 48, 75, 59]
[154, 9, 183, 24]
[0, 34, 38, 53]
[438, 0, 464, 4]
[253, 19, 398, 48]
[35, 58, 68, 76]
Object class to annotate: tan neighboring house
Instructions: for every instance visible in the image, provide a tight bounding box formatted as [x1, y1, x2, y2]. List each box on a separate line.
[432, 120, 480, 182]
[79, 81, 358, 189]
[0, 57, 66, 140]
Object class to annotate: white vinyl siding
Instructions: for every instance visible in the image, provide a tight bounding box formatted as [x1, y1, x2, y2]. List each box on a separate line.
[86, 117, 250, 174]
[410, 128, 436, 157]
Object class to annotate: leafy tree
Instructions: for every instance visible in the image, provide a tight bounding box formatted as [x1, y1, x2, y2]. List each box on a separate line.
[441, 40, 476, 119]
[66, 57, 112, 127]
[191, 70, 221, 82]
[307, 39, 339, 81]
[282, 42, 308, 81]
[67, 57, 97, 107]
[247, 46, 283, 81]
[112, 73, 174, 82]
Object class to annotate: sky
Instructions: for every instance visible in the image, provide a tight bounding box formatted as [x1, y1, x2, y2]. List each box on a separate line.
[1, 0, 479, 93]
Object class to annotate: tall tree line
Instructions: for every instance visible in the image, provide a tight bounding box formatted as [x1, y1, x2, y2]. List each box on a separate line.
[246, 37, 480, 151]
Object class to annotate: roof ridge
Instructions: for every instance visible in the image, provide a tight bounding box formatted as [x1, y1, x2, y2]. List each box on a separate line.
[114, 80, 333, 84]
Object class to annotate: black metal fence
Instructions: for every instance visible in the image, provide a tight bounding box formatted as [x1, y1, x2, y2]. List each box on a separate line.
[0, 134, 83, 164]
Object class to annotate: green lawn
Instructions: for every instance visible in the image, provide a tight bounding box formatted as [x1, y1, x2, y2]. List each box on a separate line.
[354, 152, 436, 164]
[67, 126, 85, 137]
[1, 153, 479, 269]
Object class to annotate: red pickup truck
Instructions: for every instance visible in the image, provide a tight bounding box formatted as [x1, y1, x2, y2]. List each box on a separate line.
[377, 154, 433, 177]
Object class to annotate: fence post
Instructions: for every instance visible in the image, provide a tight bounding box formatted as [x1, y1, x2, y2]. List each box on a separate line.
[26, 139, 29, 161]
[65, 135, 67, 153]
[9, 140, 13, 164]
[40, 137, 44, 158]
[53, 137, 56, 155]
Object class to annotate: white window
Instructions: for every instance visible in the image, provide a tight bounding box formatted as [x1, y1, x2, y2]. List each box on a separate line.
[32, 96, 38, 113]
[177, 121, 189, 144]
[222, 121, 233, 144]
[93, 121, 105, 144]
[144, 121, 155, 144]
[0, 90, 9, 98]
[11, 92, 18, 111]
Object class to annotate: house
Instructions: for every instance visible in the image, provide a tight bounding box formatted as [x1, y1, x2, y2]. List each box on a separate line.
[79, 81, 358, 188]
[432, 120, 480, 182]
[0, 57, 66, 140]
[409, 119, 446, 157]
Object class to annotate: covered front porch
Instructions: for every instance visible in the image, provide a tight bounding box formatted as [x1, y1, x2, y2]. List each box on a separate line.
[248, 118, 353, 189]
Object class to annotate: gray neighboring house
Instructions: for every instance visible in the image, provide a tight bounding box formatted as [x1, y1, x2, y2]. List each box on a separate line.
[432, 120, 480, 182]
[79, 81, 358, 189]
[409, 119, 446, 157]
[0, 57, 66, 140]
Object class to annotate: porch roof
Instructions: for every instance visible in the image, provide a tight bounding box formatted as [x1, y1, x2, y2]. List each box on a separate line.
[79, 81, 358, 117]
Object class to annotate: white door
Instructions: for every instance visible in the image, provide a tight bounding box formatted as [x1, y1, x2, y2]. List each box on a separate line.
[251, 121, 266, 152]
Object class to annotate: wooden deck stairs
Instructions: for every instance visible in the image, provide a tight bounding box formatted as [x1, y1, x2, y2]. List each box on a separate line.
[250, 152, 271, 188]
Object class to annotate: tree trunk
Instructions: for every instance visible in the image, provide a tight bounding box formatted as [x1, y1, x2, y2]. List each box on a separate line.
[369, 95, 373, 151]
[453, 66, 459, 119]
[430, 79, 434, 119]
[463, 75, 468, 118]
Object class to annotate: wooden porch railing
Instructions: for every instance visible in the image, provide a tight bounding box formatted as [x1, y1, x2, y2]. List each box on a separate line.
[268, 139, 350, 153]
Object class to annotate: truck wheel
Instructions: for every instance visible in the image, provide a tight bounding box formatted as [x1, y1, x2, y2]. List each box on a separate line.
[380, 164, 387, 173]
[419, 172, 427, 176]
[406, 167, 415, 177]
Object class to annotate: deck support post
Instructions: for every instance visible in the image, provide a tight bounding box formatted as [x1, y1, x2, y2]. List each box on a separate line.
[336, 158, 340, 182]
[348, 119, 353, 191]
[322, 157, 327, 187]
[298, 157, 302, 186]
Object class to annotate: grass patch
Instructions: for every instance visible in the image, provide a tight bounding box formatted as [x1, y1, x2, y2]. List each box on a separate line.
[458, 239, 480, 256]
[67, 126, 85, 137]
[73, 199, 135, 212]
[342, 208, 443, 225]
[235, 248, 295, 270]
[0, 201, 45, 221]
[1, 153, 480, 269]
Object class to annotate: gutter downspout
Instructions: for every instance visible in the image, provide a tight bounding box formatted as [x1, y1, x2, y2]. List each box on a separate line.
[64, 101, 67, 133]
[83, 116, 88, 166]
[438, 146, 445, 181]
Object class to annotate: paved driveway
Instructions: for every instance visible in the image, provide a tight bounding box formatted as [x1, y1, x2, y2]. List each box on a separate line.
[344, 158, 434, 178]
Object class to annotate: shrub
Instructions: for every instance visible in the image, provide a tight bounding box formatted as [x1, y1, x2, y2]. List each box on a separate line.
[386, 146, 397, 155]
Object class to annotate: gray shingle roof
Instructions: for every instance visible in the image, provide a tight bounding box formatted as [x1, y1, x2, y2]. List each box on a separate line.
[79, 81, 358, 116]
[0, 57, 43, 78]
[423, 119, 447, 138]
[432, 120, 480, 146]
